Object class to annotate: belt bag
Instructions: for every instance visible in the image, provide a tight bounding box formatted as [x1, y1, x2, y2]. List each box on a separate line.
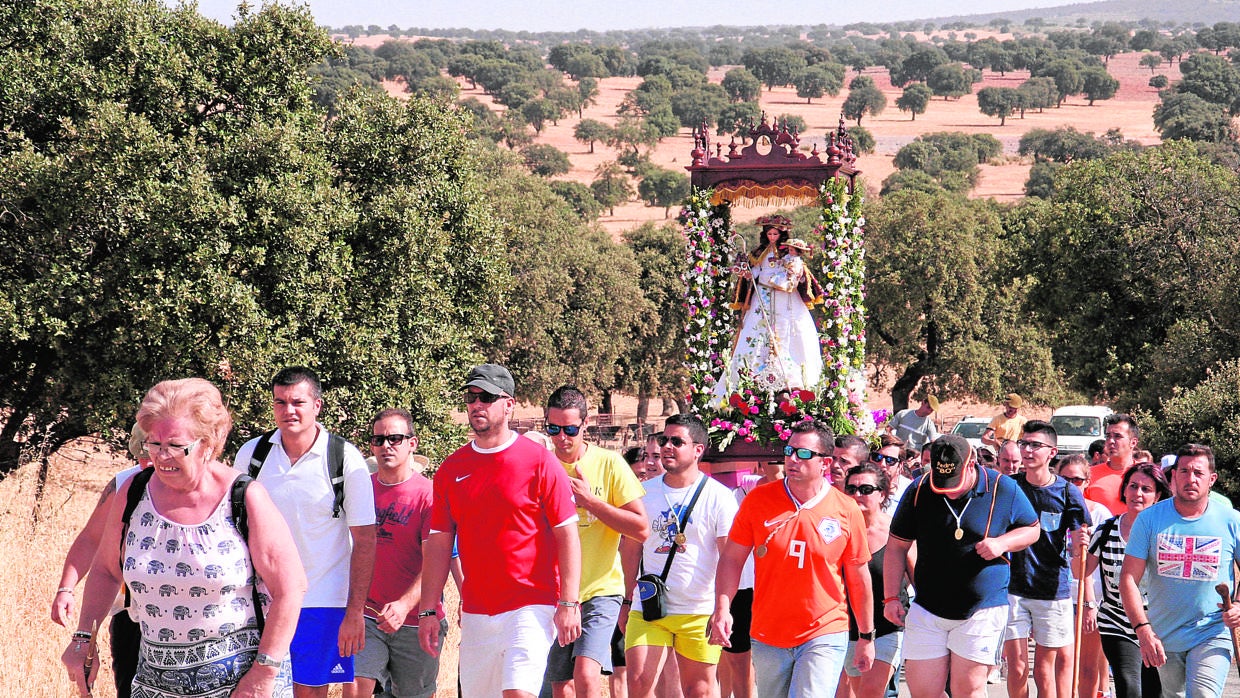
[637, 476, 708, 622]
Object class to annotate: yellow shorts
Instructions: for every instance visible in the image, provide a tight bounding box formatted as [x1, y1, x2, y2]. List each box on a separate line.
[624, 610, 722, 665]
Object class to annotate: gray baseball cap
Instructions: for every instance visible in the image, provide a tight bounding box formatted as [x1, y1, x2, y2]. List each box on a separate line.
[463, 363, 515, 397]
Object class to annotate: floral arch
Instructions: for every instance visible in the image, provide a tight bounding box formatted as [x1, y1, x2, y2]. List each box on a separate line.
[678, 116, 877, 461]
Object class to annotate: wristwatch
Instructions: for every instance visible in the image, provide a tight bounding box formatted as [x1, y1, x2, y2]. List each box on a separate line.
[418, 609, 437, 618]
[1084, 601, 1099, 610]
[857, 630, 875, 641]
[255, 652, 284, 668]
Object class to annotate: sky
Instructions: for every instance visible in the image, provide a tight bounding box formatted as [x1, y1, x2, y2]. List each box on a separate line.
[188, 0, 1074, 32]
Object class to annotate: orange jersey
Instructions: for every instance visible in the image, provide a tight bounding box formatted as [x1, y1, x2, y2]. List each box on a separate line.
[1087, 463, 1127, 516]
[730, 481, 870, 648]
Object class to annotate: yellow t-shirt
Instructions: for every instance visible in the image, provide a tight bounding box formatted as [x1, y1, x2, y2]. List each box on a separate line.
[560, 445, 646, 600]
[987, 414, 1028, 444]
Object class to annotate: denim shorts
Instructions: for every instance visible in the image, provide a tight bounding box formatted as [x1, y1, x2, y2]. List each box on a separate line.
[546, 595, 623, 681]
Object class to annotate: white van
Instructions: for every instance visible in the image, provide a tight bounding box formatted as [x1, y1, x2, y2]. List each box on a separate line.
[1050, 406, 1114, 456]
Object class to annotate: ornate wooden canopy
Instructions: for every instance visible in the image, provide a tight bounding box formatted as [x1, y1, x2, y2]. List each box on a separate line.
[687, 115, 861, 206]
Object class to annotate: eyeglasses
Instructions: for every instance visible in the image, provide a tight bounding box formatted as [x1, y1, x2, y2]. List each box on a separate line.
[656, 435, 692, 448]
[1063, 475, 1088, 485]
[1016, 439, 1054, 451]
[845, 484, 881, 496]
[784, 445, 828, 460]
[870, 453, 899, 467]
[370, 434, 414, 447]
[545, 423, 582, 437]
[144, 439, 201, 457]
[463, 391, 503, 404]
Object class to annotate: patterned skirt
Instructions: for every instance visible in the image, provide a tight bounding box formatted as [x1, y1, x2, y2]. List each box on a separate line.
[131, 627, 292, 698]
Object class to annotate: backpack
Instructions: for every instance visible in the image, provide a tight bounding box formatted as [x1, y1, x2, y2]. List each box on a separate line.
[120, 468, 266, 631]
[247, 429, 347, 518]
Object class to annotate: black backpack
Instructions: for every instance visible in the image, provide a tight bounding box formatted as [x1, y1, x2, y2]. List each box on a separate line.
[247, 429, 347, 518]
[120, 468, 266, 631]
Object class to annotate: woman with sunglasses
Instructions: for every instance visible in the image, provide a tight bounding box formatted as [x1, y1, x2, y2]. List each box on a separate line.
[1083, 462, 1170, 698]
[838, 463, 914, 698]
[871, 434, 911, 515]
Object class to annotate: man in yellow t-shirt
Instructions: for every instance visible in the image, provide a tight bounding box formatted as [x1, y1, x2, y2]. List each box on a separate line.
[982, 393, 1028, 448]
[544, 386, 649, 698]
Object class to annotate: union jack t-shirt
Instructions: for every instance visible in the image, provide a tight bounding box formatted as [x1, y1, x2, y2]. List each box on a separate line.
[1127, 499, 1240, 653]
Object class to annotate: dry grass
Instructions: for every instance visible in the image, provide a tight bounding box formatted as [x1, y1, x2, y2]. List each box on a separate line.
[0, 441, 461, 697]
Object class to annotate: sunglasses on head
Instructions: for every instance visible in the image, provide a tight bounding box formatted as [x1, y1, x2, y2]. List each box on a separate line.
[783, 445, 828, 460]
[370, 433, 414, 447]
[871, 453, 899, 467]
[463, 391, 503, 404]
[845, 484, 881, 496]
[656, 435, 692, 448]
[545, 423, 582, 437]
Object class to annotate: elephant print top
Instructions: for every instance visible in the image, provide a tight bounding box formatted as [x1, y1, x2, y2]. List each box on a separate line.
[123, 474, 290, 698]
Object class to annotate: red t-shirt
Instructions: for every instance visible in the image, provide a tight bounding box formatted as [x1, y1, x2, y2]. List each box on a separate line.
[1087, 463, 1128, 516]
[730, 481, 870, 647]
[367, 471, 434, 627]
[430, 435, 577, 615]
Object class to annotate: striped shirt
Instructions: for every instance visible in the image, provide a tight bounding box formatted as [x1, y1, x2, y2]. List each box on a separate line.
[1089, 514, 1141, 642]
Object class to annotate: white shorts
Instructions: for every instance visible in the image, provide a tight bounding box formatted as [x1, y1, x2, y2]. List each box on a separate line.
[902, 602, 1006, 666]
[460, 605, 556, 696]
[1003, 595, 1074, 648]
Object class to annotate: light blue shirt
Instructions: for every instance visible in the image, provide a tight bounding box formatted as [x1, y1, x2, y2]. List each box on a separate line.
[1126, 497, 1240, 652]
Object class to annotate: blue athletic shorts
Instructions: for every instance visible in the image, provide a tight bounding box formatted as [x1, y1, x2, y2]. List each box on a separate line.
[290, 607, 354, 686]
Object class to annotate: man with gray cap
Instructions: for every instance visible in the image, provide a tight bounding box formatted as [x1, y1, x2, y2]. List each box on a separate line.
[417, 364, 582, 698]
[882, 434, 1040, 698]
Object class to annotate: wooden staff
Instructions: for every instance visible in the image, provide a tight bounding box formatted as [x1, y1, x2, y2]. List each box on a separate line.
[1071, 531, 1087, 698]
[1215, 583, 1240, 680]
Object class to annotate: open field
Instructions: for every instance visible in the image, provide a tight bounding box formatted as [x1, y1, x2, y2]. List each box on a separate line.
[360, 30, 1172, 237]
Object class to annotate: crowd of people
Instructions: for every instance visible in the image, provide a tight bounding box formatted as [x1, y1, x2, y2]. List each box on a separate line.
[52, 365, 1240, 698]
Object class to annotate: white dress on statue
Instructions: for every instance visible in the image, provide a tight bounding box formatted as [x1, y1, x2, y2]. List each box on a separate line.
[715, 249, 823, 399]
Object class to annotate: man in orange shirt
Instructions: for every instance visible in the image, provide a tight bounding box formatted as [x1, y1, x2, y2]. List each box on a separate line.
[709, 420, 874, 697]
[1086, 414, 1139, 515]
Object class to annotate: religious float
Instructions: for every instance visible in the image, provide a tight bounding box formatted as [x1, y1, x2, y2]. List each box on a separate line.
[678, 115, 882, 482]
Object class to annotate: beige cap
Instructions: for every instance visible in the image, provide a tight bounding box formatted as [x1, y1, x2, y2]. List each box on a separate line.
[1004, 393, 1023, 408]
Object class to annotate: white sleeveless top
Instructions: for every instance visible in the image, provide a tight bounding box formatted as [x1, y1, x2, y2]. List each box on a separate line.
[122, 475, 289, 697]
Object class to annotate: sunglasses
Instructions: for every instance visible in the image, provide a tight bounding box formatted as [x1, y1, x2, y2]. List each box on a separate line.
[463, 391, 503, 404]
[545, 423, 582, 437]
[1063, 476, 1088, 486]
[370, 433, 414, 447]
[870, 453, 900, 467]
[845, 484, 881, 496]
[783, 445, 828, 460]
[656, 435, 692, 448]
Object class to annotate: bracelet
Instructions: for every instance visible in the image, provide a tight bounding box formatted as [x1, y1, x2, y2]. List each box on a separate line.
[558, 600, 581, 608]
[57, 587, 74, 595]
[882, 596, 902, 605]
[1133, 621, 1151, 631]
[71, 631, 92, 642]
[621, 599, 632, 606]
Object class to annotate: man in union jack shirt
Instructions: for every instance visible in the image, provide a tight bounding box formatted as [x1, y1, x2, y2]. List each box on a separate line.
[1120, 444, 1240, 698]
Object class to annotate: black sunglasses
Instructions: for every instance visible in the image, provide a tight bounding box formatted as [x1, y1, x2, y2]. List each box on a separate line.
[545, 423, 582, 437]
[784, 445, 828, 459]
[845, 484, 881, 496]
[463, 391, 503, 404]
[656, 435, 692, 448]
[871, 453, 899, 467]
[370, 433, 414, 447]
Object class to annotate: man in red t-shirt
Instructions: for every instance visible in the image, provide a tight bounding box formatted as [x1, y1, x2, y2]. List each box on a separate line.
[1087, 414, 1139, 516]
[345, 409, 440, 698]
[418, 364, 582, 698]
[709, 420, 875, 698]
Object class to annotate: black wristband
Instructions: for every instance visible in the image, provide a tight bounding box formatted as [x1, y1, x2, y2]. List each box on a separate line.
[1133, 621, 1151, 631]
